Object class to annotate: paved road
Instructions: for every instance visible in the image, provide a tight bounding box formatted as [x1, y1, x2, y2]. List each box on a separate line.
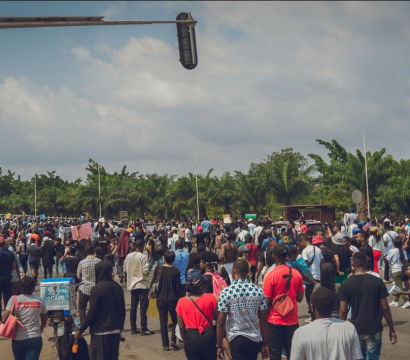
[1, 263, 409, 359]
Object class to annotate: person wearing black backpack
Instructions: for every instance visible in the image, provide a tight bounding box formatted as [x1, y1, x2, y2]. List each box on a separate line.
[148, 230, 165, 273]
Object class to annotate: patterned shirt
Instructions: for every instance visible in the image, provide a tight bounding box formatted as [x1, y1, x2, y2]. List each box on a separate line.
[77, 256, 101, 295]
[217, 278, 267, 342]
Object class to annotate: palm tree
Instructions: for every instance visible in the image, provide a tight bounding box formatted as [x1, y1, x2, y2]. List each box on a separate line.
[208, 172, 236, 214]
[309, 139, 394, 218]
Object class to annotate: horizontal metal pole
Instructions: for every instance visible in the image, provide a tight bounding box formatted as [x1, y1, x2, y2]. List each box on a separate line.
[0, 19, 196, 29]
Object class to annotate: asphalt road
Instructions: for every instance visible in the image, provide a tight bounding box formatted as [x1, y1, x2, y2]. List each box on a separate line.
[1, 262, 409, 360]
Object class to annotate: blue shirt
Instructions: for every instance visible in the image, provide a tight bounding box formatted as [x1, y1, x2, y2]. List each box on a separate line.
[278, 238, 295, 248]
[262, 237, 277, 250]
[173, 249, 190, 285]
[0, 248, 16, 282]
[201, 220, 211, 233]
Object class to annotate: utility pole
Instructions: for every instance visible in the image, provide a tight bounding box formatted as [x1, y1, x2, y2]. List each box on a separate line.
[98, 164, 101, 219]
[195, 154, 200, 222]
[363, 131, 371, 218]
[34, 172, 37, 219]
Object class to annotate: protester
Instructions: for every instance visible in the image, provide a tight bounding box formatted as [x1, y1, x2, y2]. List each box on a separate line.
[1, 276, 47, 360]
[263, 244, 304, 360]
[53, 238, 64, 276]
[77, 244, 101, 326]
[148, 229, 165, 271]
[217, 259, 269, 360]
[176, 270, 218, 360]
[312, 263, 341, 318]
[368, 227, 384, 274]
[297, 233, 324, 322]
[173, 240, 190, 295]
[220, 232, 237, 284]
[383, 222, 397, 282]
[339, 252, 397, 359]
[123, 239, 154, 335]
[290, 287, 362, 360]
[387, 239, 409, 308]
[27, 238, 40, 284]
[356, 230, 375, 273]
[38, 237, 56, 279]
[150, 251, 181, 351]
[117, 229, 130, 283]
[60, 246, 82, 282]
[16, 237, 28, 274]
[75, 261, 126, 360]
[0, 236, 16, 314]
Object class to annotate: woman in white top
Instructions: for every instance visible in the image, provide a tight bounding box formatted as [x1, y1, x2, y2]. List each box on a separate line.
[368, 227, 385, 274]
[387, 239, 408, 307]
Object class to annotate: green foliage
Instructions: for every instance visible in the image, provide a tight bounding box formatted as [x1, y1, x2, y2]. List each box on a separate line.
[1, 142, 409, 220]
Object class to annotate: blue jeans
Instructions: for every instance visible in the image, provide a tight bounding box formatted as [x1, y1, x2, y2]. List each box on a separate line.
[12, 337, 43, 360]
[358, 331, 382, 360]
[149, 255, 163, 270]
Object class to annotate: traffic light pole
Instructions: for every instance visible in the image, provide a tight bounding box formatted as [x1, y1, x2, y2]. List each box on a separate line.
[0, 18, 196, 29]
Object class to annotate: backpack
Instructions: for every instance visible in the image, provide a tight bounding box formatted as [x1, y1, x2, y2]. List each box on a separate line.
[204, 271, 227, 297]
[153, 238, 163, 252]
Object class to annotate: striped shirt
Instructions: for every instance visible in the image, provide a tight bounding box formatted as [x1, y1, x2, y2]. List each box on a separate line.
[77, 256, 101, 295]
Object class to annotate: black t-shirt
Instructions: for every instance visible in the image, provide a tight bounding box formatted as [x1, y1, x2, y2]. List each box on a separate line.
[39, 244, 56, 266]
[156, 266, 182, 301]
[332, 246, 353, 273]
[134, 231, 146, 242]
[195, 233, 207, 245]
[62, 255, 82, 278]
[95, 237, 111, 255]
[360, 243, 374, 271]
[339, 274, 388, 335]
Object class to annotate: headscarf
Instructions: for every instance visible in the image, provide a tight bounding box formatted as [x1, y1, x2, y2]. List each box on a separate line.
[117, 229, 129, 258]
[95, 260, 114, 284]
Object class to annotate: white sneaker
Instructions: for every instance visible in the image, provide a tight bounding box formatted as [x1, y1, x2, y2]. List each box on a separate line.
[391, 282, 395, 285]
[402, 301, 410, 309]
[389, 301, 399, 307]
[305, 319, 312, 323]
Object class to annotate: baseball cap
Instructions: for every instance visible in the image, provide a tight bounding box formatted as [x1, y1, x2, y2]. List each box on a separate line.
[43, 237, 51, 243]
[186, 269, 206, 282]
[352, 228, 360, 235]
[272, 244, 288, 257]
[238, 245, 249, 252]
[197, 226, 203, 232]
[248, 218, 253, 222]
[171, 227, 178, 231]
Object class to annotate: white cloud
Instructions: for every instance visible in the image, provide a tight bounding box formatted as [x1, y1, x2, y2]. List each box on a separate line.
[1, 1, 410, 181]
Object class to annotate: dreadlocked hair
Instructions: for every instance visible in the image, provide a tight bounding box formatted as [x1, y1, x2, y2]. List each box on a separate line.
[20, 276, 36, 295]
[393, 239, 405, 265]
[320, 263, 336, 293]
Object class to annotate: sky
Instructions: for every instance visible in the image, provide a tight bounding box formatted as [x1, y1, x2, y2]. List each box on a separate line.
[0, 1, 410, 182]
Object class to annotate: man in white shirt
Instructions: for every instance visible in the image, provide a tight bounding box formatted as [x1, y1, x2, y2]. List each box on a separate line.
[123, 239, 154, 336]
[247, 219, 256, 237]
[382, 223, 397, 282]
[290, 287, 362, 360]
[346, 208, 357, 227]
[253, 221, 264, 248]
[297, 233, 324, 322]
[348, 219, 358, 237]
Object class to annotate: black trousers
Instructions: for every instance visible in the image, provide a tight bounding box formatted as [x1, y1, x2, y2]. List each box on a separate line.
[90, 333, 120, 360]
[230, 335, 261, 360]
[130, 289, 149, 330]
[187, 242, 193, 253]
[384, 258, 390, 281]
[118, 257, 125, 279]
[268, 323, 299, 360]
[157, 299, 178, 347]
[78, 290, 91, 325]
[250, 266, 257, 283]
[19, 254, 28, 274]
[0, 280, 12, 314]
[43, 264, 53, 279]
[305, 282, 318, 320]
[185, 327, 217, 360]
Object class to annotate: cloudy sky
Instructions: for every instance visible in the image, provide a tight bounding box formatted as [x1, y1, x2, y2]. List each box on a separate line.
[0, 1, 409, 181]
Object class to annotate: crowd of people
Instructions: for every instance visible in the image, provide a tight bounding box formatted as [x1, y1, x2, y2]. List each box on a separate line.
[0, 209, 409, 360]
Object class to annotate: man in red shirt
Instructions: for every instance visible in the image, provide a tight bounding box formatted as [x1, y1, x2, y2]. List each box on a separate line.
[263, 244, 304, 360]
[245, 234, 258, 283]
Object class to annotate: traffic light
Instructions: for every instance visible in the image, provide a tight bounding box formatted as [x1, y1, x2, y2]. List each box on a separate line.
[176, 12, 198, 70]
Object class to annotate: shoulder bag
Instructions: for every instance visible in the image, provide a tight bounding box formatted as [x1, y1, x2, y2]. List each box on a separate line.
[148, 265, 163, 299]
[307, 246, 316, 268]
[188, 296, 213, 326]
[0, 296, 27, 338]
[271, 266, 294, 317]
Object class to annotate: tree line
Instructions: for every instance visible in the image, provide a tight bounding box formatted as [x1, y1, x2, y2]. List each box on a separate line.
[1, 139, 409, 221]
